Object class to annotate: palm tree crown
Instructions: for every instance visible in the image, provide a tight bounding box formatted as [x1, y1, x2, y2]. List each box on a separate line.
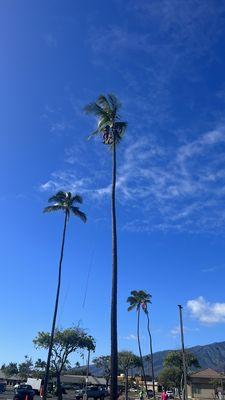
[44, 191, 87, 222]
[127, 290, 152, 313]
[84, 94, 127, 145]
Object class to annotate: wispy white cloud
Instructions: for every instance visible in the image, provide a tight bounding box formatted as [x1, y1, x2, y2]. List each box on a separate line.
[201, 265, 224, 273]
[40, 124, 225, 233]
[41, 104, 74, 134]
[187, 297, 225, 324]
[88, 0, 225, 136]
[121, 334, 137, 341]
[89, 0, 225, 62]
[131, 0, 225, 54]
[40, 172, 92, 194]
[170, 325, 199, 337]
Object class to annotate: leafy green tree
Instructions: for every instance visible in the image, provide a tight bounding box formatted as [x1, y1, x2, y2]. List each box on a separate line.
[92, 355, 111, 389]
[18, 356, 33, 379]
[42, 191, 87, 400]
[118, 351, 141, 400]
[33, 359, 47, 379]
[127, 290, 149, 394]
[85, 94, 127, 400]
[34, 327, 95, 400]
[164, 351, 200, 371]
[159, 351, 200, 395]
[158, 367, 181, 391]
[1, 362, 18, 377]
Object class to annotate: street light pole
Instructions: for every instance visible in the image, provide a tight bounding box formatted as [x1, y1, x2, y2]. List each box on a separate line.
[178, 305, 187, 400]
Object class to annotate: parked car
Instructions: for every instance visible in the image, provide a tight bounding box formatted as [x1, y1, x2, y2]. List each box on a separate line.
[147, 389, 154, 398]
[0, 383, 6, 392]
[14, 384, 35, 400]
[166, 390, 174, 399]
[75, 386, 109, 399]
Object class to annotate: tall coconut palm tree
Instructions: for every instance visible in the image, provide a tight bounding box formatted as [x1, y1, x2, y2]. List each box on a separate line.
[42, 191, 86, 400]
[84, 94, 127, 400]
[127, 290, 154, 396]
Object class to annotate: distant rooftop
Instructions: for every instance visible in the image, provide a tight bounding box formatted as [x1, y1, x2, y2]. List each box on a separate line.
[60, 375, 106, 385]
[190, 368, 224, 379]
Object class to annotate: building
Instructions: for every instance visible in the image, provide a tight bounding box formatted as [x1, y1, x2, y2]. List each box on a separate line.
[0, 371, 24, 386]
[188, 368, 225, 399]
[58, 374, 106, 388]
[128, 375, 161, 392]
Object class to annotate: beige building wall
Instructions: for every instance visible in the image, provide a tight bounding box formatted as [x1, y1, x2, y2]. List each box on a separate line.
[188, 382, 216, 399]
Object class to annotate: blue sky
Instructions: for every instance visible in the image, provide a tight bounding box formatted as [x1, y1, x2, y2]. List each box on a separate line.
[1, 0, 225, 367]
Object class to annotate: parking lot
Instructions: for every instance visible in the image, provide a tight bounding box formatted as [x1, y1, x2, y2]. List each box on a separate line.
[0, 388, 141, 400]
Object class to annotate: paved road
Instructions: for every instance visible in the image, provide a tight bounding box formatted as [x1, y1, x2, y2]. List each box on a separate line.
[0, 390, 75, 400]
[0, 390, 141, 400]
[0, 389, 14, 400]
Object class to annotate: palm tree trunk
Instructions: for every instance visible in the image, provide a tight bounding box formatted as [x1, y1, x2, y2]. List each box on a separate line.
[110, 138, 118, 400]
[137, 308, 148, 395]
[146, 311, 156, 400]
[43, 211, 68, 400]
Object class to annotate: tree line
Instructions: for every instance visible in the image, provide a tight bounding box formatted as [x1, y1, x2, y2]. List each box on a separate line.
[1, 327, 200, 400]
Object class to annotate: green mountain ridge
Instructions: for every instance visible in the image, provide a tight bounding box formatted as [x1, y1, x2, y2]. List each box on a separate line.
[88, 341, 225, 377]
[144, 340, 225, 377]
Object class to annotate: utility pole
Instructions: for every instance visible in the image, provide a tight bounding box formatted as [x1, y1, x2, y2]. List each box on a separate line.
[178, 305, 187, 400]
[83, 349, 91, 400]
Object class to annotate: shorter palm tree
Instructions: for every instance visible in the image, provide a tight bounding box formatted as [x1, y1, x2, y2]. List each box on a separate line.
[127, 290, 156, 399]
[43, 191, 86, 400]
[127, 290, 148, 394]
[140, 292, 156, 400]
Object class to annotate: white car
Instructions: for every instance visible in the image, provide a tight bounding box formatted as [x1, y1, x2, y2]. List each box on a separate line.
[166, 390, 174, 399]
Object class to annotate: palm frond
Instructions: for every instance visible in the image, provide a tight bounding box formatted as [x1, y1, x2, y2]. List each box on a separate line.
[128, 304, 136, 312]
[127, 296, 137, 304]
[71, 194, 83, 204]
[87, 129, 102, 140]
[71, 206, 87, 223]
[87, 116, 111, 141]
[114, 121, 127, 145]
[130, 290, 139, 297]
[97, 95, 111, 112]
[140, 290, 152, 303]
[48, 191, 67, 203]
[43, 205, 65, 213]
[84, 102, 109, 119]
[98, 116, 112, 131]
[108, 93, 121, 114]
[115, 121, 127, 135]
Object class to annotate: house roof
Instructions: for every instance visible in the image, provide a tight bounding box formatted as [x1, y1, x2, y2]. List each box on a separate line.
[60, 375, 85, 384]
[60, 375, 106, 385]
[0, 371, 23, 381]
[190, 368, 224, 379]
